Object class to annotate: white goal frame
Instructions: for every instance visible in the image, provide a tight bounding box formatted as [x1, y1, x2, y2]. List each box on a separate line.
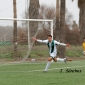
[0, 18, 53, 53]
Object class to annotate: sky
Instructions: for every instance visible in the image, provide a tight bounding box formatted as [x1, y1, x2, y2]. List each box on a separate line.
[0, 0, 79, 26]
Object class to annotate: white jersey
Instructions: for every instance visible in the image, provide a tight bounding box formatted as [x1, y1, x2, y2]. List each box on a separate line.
[37, 39, 66, 58]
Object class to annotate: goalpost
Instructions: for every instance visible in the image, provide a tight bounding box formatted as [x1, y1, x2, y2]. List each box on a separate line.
[0, 18, 53, 62]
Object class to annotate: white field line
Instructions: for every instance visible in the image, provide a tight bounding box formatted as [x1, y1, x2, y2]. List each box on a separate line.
[0, 66, 85, 73]
[0, 62, 46, 66]
[0, 61, 83, 66]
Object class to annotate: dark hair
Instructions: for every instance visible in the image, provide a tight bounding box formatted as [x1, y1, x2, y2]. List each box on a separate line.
[48, 35, 52, 38]
[83, 38, 85, 40]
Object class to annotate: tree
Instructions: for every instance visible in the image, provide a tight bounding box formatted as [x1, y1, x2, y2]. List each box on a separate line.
[39, 4, 56, 38]
[56, 0, 60, 41]
[13, 0, 17, 57]
[58, 0, 66, 58]
[72, 0, 85, 42]
[78, 0, 85, 41]
[29, 0, 40, 37]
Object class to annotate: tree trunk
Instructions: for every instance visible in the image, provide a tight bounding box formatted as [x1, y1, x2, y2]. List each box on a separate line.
[29, 0, 40, 37]
[56, 0, 60, 41]
[13, 0, 17, 57]
[79, 2, 85, 41]
[78, 0, 85, 42]
[58, 0, 66, 58]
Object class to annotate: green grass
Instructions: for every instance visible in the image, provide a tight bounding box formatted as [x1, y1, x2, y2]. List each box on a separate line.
[0, 45, 84, 59]
[0, 60, 85, 85]
[66, 45, 83, 57]
[30, 45, 84, 58]
[30, 45, 49, 58]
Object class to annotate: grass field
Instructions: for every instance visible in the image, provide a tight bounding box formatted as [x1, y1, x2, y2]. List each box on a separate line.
[0, 60, 85, 85]
[0, 45, 84, 59]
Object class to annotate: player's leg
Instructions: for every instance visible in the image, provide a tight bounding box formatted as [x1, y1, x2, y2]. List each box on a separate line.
[53, 57, 57, 62]
[53, 57, 66, 63]
[50, 53, 66, 63]
[57, 57, 66, 63]
[83, 51, 85, 56]
[44, 57, 52, 72]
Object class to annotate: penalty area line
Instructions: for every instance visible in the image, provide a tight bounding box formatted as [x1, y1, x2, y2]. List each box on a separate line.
[0, 65, 85, 73]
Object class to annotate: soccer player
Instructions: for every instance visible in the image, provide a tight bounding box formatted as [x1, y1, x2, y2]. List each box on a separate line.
[82, 38, 85, 56]
[32, 35, 70, 72]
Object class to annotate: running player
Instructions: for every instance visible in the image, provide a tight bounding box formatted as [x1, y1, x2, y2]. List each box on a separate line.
[82, 38, 85, 56]
[32, 35, 70, 72]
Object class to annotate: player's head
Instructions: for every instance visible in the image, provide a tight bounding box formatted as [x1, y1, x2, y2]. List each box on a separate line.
[83, 38, 85, 42]
[48, 35, 52, 42]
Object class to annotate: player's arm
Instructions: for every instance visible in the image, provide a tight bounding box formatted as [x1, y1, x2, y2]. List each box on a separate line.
[32, 37, 48, 44]
[54, 41, 70, 47]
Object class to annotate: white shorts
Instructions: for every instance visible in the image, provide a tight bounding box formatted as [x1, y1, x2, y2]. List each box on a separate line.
[50, 52, 57, 58]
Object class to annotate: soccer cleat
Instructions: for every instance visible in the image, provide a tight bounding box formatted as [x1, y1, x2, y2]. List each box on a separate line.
[43, 69, 47, 73]
[43, 70, 47, 73]
[43, 71, 47, 73]
[64, 58, 67, 63]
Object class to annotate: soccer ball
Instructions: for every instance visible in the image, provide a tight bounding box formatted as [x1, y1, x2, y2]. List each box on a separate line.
[31, 59, 35, 62]
[83, 51, 85, 55]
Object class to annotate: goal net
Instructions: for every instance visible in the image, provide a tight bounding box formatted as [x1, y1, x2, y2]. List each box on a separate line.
[0, 18, 53, 63]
